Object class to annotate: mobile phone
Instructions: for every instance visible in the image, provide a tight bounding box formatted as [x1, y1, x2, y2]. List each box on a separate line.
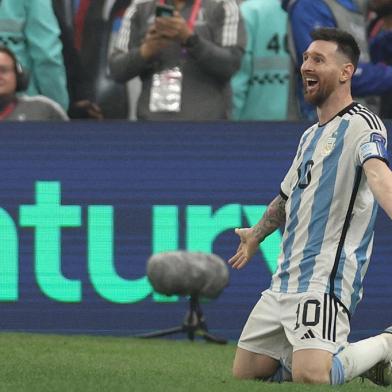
[155, 4, 175, 17]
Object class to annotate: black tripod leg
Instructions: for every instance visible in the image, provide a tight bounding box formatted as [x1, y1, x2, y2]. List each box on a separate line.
[137, 296, 227, 344]
[202, 331, 227, 344]
[190, 296, 228, 344]
[137, 325, 185, 338]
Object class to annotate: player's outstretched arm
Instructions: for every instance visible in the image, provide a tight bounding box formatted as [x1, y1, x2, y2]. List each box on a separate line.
[228, 194, 286, 269]
[364, 158, 392, 219]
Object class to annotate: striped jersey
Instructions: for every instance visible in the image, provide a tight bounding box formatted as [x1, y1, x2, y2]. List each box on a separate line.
[271, 102, 388, 316]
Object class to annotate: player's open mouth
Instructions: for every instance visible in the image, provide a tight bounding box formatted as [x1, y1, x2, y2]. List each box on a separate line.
[305, 77, 319, 93]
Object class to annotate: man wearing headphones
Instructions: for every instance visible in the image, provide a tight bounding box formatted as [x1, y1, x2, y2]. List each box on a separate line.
[0, 46, 68, 121]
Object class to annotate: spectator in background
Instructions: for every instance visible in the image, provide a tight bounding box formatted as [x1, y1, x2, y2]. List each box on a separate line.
[231, 0, 290, 120]
[109, 0, 246, 121]
[368, 0, 392, 118]
[52, 0, 102, 119]
[53, 0, 132, 119]
[282, 0, 392, 120]
[0, 46, 68, 121]
[0, 0, 69, 111]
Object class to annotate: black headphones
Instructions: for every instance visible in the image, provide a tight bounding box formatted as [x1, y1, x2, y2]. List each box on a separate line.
[0, 45, 30, 92]
[14, 60, 29, 92]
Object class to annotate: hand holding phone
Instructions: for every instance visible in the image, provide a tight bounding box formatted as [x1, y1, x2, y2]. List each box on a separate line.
[154, 7, 192, 43]
[140, 25, 171, 59]
[155, 4, 175, 17]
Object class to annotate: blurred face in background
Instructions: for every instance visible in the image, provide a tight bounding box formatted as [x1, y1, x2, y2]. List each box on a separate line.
[369, 0, 392, 16]
[0, 52, 17, 97]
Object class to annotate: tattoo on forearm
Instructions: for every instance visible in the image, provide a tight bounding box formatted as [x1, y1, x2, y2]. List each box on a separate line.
[252, 195, 286, 243]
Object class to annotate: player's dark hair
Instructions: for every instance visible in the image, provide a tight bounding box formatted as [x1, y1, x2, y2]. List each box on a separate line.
[310, 28, 360, 71]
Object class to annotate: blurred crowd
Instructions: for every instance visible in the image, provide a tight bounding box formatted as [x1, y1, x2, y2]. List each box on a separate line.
[0, 0, 391, 121]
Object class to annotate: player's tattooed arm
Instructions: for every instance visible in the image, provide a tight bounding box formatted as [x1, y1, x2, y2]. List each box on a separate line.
[252, 194, 286, 243]
[228, 195, 286, 269]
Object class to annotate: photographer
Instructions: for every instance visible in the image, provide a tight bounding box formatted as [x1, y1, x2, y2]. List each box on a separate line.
[109, 0, 246, 120]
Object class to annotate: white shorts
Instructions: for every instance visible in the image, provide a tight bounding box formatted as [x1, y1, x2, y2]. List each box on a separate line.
[238, 289, 350, 369]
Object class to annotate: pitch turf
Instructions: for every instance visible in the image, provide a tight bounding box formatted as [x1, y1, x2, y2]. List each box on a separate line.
[0, 333, 387, 391]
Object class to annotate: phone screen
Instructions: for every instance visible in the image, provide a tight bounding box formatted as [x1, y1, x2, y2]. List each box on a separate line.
[155, 4, 174, 17]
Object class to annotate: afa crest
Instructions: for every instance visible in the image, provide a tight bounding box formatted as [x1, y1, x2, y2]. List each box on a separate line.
[322, 136, 336, 156]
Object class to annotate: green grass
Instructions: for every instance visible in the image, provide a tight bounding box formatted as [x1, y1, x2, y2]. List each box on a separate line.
[0, 333, 387, 391]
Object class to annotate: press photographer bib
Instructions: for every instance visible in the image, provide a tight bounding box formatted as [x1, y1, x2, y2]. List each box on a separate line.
[149, 0, 201, 113]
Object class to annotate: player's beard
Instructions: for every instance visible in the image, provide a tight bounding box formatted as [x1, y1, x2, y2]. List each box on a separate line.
[303, 78, 336, 107]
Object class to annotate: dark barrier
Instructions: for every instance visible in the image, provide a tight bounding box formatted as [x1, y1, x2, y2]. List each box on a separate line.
[0, 120, 390, 341]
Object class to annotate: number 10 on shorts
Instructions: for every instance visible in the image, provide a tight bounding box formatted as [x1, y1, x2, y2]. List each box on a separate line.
[295, 299, 321, 330]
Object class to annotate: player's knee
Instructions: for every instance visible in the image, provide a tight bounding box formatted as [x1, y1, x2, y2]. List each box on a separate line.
[232, 360, 263, 379]
[232, 363, 253, 379]
[232, 360, 274, 380]
[232, 347, 279, 380]
[292, 366, 330, 384]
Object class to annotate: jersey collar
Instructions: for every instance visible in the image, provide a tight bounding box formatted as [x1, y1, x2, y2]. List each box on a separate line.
[318, 101, 357, 127]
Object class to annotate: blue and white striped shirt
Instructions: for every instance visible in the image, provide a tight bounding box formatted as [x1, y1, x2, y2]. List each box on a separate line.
[271, 102, 388, 315]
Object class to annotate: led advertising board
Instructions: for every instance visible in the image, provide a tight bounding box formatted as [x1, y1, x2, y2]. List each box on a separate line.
[0, 121, 390, 341]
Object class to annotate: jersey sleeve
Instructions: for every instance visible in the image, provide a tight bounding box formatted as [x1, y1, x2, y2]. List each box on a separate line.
[353, 116, 389, 167]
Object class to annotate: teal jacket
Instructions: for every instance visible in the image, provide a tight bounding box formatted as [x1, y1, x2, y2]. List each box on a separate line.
[0, 0, 69, 110]
[231, 0, 289, 120]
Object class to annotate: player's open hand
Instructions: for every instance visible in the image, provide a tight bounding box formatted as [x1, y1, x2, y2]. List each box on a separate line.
[228, 228, 259, 269]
